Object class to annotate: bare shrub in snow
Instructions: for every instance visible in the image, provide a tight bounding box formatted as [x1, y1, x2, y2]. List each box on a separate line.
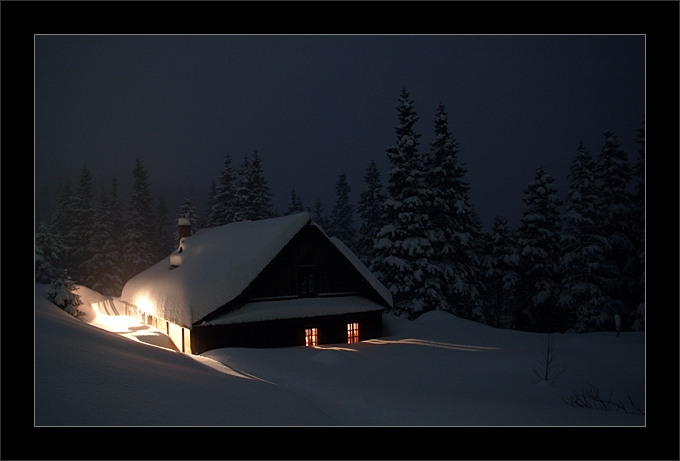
[563, 384, 644, 415]
[532, 334, 566, 383]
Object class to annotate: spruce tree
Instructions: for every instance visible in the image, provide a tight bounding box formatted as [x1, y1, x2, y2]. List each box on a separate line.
[121, 159, 157, 282]
[35, 221, 67, 284]
[51, 178, 76, 272]
[107, 176, 126, 296]
[286, 189, 304, 215]
[312, 198, 329, 231]
[84, 188, 120, 295]
[480, 216, 519, 329]
[154, 194, 174, 260]
[516, 166, 565, 332]
[559, 142, 614, 332]
[233, 151, 275, 221]
[233, 154, 254, 221]
[35, 183, 52, 232]
[80, 177, 125, 296]
[594, 131, 637, 328]
[48, 269, 84, 317]
[207, 154, 237, 227]
[372, 87, 442, 319]
[630, 121, 645, 331]
[69, 166, 95, 282]
[329, 171, 357, 248]
[357, 159, 386, 268]
[426, 103, 484, 321]
[205, 179, 217, 227]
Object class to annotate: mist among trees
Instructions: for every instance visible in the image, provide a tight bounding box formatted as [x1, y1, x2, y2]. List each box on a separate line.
[35, 88, 645, 334]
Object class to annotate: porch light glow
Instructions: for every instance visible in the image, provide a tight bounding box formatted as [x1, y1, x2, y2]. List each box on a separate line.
[135, 295, 155, 316]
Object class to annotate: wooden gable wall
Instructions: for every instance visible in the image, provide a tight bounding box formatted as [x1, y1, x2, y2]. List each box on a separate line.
[244, 224, 370, 300]
[199, 224, 387, 324]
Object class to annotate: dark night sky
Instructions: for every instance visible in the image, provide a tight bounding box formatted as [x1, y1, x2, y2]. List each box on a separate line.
[34, 34, 645, 231]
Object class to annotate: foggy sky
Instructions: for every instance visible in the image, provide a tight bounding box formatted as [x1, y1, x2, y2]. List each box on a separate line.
[34, 34, 645, 231]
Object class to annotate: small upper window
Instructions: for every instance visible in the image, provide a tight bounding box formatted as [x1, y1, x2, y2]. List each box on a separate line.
[298, 266, 317, 297]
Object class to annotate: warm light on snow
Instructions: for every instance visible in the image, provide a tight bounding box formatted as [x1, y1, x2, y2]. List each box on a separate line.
[364, 338, 498, 352]
[135, 295, 156, 314]
[312, 345, 359, 353]
[36, 283, 645, 427]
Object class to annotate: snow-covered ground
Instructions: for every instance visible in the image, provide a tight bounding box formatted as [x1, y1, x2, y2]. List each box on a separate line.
[35, 283, 645, 430]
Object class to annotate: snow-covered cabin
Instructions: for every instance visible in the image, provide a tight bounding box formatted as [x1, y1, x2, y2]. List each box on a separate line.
[120, 212, 392, 354]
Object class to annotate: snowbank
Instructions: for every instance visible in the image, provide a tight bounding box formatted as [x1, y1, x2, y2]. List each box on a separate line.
[34, 283, 336, 427]
[205, 296, 384, 325]
[36, 282, 645, 431]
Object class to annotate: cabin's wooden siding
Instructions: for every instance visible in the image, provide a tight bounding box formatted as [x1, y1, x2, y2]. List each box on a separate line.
[120, 300, 191, 353]
[168, 322, 184, 352]
[240, 225, 375, 302]
[183, 328, 192, 354]
[190, 310, 382, 354]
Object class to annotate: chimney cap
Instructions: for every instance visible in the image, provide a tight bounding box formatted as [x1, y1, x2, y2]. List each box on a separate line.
[178, 217, 191, 226]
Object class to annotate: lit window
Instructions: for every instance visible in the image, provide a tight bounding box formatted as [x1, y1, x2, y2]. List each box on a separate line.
[347, 323, 359, 343]
[305, 328, 318, 346]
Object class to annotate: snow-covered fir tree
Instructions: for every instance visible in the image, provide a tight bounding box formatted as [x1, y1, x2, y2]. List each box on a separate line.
[35, 183, 53, 233]
[630, 121, 645, 331]
[153, 194, 175, 260]
[67, 166, 95, 282]
[35, 221, 67, 284]
[79, 176, 125, 296]
[121, 159, 157, 282]
[48, 269, 83, 317]
[205, 179, 217, 227]
[594, 131, 637, 328]
[51, 178, 76, 271]
[516, 165, 565, 332]
[372, 87, 442, 319]
[328, 171, 357, 249]
[83, 188, 121, 296]
[233, 151, 275, 222]
[558, 142, 614, 332]
[356, 159, 386, 268]
[206, 154, 237, 227]
[286, 189, 304, 215]
[106, 176, 126, 296]
[311, 198, 329, 231]
[52, 178, 73, 237]
[426, 103, 484, 321]
[480, 216, 519, 329]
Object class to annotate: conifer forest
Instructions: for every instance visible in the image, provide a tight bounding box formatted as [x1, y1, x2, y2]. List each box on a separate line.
[35, 88, 645, 335]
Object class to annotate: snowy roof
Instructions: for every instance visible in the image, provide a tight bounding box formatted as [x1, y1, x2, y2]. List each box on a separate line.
[204, 296, 384, 326]
[121, 212, 313, 327]
[328, 235, 393, 308]
[120, 212, 392, 328]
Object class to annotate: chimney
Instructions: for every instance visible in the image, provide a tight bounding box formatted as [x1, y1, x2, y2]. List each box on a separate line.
[177, 217, 192, 246]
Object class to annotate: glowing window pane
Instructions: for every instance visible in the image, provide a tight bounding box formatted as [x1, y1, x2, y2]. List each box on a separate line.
[305, 328, 318, 346]
[347, 323, 359, 343]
